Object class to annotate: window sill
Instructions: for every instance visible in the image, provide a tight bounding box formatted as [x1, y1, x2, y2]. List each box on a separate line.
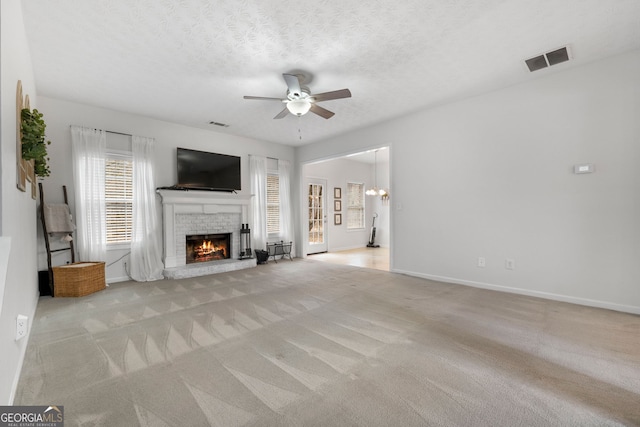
[107, 242, 131, 251]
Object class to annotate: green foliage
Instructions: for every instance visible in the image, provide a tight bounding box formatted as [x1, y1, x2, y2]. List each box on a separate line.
[21, 108, 51, 177]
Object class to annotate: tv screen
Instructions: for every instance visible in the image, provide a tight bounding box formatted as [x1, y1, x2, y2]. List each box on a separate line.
[177, 148, 241, 191]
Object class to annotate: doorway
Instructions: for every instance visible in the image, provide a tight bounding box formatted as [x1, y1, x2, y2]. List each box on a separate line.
[307, 178, 328, 254]
[302, 147, 391, 269]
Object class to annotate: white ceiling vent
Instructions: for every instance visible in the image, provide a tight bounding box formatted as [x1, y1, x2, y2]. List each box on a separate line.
[525, 46, 571, 72]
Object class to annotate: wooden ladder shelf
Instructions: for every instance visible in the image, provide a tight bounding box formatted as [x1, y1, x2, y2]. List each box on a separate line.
[39, 182, 76, 295]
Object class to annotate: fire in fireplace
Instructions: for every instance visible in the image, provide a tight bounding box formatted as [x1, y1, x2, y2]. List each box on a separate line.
[186, 233, 231, 264]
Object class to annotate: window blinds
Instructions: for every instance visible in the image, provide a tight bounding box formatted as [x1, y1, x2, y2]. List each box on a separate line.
[267, 173, 280, 234]
[347, 182, 364, 229]
[105, 156, 133, 243]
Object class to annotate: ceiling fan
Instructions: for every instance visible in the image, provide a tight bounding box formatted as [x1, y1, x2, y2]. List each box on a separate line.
[244, 73, 351, 119]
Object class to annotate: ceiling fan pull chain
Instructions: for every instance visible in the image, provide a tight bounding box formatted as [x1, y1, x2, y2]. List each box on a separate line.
[298, 116, 303, 141]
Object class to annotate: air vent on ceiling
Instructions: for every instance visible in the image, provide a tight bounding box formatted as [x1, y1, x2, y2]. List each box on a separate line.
[525, 46, 571, 72]
[209, 121, 229, 127]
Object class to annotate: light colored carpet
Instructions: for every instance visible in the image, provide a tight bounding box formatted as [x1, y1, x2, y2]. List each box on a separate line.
[15, 259, 640, 426]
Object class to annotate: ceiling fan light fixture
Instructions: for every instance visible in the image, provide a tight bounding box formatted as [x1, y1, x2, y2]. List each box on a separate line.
[244, 73, 350, 120]
[286, 99, 311, 116]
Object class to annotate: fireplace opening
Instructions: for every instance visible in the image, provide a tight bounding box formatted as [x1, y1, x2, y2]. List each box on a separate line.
[186, 233, 231, 264]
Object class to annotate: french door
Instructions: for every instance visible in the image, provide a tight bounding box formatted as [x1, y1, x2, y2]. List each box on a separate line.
[307, 178, 328, 254]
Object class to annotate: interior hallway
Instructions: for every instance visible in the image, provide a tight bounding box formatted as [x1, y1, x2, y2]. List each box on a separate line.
[308, 247, 390, 271]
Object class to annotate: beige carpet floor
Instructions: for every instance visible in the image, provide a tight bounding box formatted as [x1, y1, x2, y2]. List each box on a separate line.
[15, 259, 640, 426]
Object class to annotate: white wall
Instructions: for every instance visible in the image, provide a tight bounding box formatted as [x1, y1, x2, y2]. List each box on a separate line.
[297, 50, 640, 314]
[36, 96, 295, 282]
[0, 0, 41, 404]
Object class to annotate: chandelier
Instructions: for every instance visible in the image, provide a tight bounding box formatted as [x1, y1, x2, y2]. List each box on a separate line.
[365, 150, 389, 198]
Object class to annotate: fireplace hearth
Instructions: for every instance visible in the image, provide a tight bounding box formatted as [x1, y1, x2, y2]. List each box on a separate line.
[186, 233, 231, 264]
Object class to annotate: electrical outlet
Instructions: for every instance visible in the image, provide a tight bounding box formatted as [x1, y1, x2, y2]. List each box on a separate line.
[505, 259, 515, 270]
[477, 257, 486, 268]
[16, 315, 28, 341]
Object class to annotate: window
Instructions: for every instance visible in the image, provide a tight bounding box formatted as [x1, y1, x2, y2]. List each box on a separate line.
[105, 153, 133, 244]
[267, 173, 280, 234]
[347, 182, 365, 229]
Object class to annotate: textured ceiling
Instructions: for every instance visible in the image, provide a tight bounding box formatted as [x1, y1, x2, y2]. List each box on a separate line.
[20, 0, 640, 146]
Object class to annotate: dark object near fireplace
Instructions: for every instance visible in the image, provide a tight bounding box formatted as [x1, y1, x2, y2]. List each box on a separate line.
[186, 233, 231, 264]
[239, 224, 252, 259]
[266, 241, 293, 263]
[255, 250, 268, 264]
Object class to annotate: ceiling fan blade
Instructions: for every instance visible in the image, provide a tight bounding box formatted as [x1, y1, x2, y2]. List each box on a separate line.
[309, 103, 335, 119]
[273, 108, 289, 119]
[244, 96, 284, 101]
[283, 74, 302, 97]
[311, 88, 351, 102]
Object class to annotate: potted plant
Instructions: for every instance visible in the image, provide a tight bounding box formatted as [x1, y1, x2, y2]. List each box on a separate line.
[21, 108, 51, 177]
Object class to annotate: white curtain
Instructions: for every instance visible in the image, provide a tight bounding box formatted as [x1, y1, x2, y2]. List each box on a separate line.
[130, 136, 164, 281]
[250, 155, 268, 251]
[278, 159, 294, 256]
[70, 126, 107, 261]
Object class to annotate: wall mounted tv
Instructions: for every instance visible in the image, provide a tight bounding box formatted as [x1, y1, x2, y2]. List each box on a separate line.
[176, 147, 241, 192]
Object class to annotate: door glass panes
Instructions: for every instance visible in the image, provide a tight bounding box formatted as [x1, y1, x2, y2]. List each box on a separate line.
[308, 183, 324, 244]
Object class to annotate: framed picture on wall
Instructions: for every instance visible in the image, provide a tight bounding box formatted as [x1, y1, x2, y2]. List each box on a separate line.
[334, 187, 341, 199]
[334, 213, 342, 225]
[334, 200, 342, 211]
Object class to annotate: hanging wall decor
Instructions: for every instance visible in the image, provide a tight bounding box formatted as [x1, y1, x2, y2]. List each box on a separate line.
[21, 108, 52, 178]
[16, 80, 27, 192]
[16, 80, 37, 199]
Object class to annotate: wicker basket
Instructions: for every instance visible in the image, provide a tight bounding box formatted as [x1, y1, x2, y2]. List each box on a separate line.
[53, 262, 106, 297]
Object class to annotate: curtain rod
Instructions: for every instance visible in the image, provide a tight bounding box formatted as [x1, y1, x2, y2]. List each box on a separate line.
[106, 130, 132, 137]
[69, 125, 132, 137]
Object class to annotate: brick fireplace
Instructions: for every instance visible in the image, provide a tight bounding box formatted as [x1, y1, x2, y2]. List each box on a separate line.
[157, 190, 256, 279]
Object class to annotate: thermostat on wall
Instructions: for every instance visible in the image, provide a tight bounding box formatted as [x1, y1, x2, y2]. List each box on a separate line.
[573, 164, 594, 174]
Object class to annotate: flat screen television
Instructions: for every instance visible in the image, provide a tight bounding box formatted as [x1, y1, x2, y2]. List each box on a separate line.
[176, 147, 241, 191]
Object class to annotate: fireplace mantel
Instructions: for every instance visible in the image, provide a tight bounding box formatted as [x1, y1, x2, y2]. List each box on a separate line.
[157, 189, 252, 269]
[157, 189, 252, 207]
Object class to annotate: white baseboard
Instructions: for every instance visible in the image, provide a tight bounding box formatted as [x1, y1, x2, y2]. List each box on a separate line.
[107, 276, 131, 284]
[9, 291, 40, 405]
[392, 269, 640, 315]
